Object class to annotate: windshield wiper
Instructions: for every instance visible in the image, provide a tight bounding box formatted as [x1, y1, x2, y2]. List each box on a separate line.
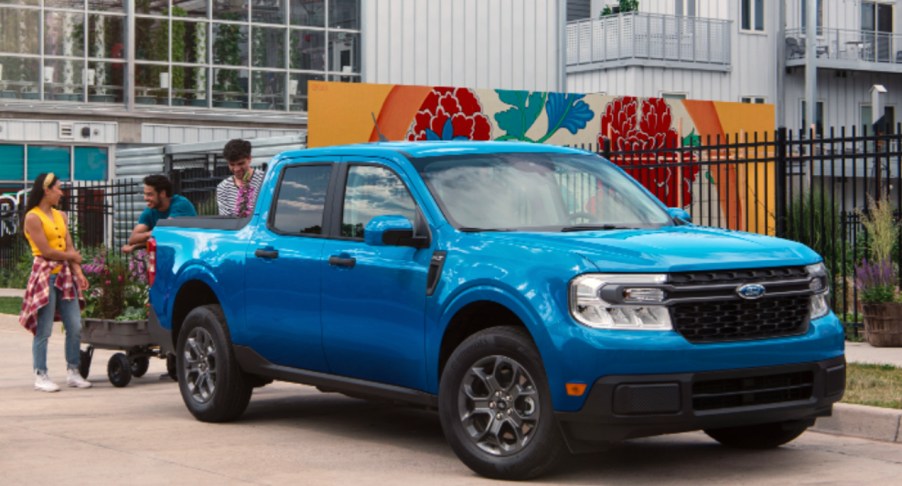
[458, 227, 512, 233]
[560, 224, 636, 232]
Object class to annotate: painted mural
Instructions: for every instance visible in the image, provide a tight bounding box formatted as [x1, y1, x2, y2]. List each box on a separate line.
[308, 81, 776, 234]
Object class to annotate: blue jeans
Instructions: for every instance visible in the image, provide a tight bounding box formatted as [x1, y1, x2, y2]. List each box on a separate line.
[32, 274, 82, 373]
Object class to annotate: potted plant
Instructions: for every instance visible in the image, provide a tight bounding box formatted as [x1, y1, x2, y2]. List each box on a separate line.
[81, 249, 149, 323]
[854, 195, 902, 346]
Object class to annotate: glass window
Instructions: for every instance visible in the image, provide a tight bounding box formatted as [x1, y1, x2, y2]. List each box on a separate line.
[87, 1, 124, 13]
[0, 145, 24, 181]
[0, 57, 39, 96]
[213, 0, 246, 21]
[213, 22, 248, 66]
[272, 164, 332, 235]
[289, 73, 323, 112]
[741, 0, 764, 32]
[290, 0, 324, 27]
[27, 146, 70, 181]
[290, 30, 325, 70]
[0, 1, 40, 5]
[45, 11, 85, 57]
[74, 147, 107, 180]
[173, 0, 206, 18]
[801, 0, 823, 35]
[253, 0, 285, 24]
[180, 21, 208, 64]
[328, 31, 358, 73]
[135, 0, 167, 16]
[87, 60, 124, 102]
[88, 14, 125, 59]
[251, 71, 284, 110]
[252, 26, 285, 69]
[43, 59, 84, 101]
[213, 67, 247, 107]
[135, 18, 169, 61]
[341, 165, 417, 239]
[801, 100, 824, 136]
[135, 64, 166, 102]
[0, 9, 40, 54]
[46, 0, 84, 8]
[330, 0, 359, 29]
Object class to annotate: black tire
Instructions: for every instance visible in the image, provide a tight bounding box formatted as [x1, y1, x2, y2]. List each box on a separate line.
[438, 326, 566, 480]
[107, 352, 132, 388]
[705, 421, 810, 449]
[78, 347, 93, 379]
[130, 356, 150, 378]
[166, 353, 177, 381]
[176, 305, 252, 422]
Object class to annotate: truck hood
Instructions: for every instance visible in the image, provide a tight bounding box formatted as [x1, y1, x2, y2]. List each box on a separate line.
[477, 226, 821, 272]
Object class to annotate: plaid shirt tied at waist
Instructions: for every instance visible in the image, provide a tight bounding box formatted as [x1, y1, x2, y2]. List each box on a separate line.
[19, 257, 83, 335]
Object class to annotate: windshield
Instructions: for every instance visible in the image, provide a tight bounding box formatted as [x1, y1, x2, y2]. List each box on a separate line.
[414, 152, 673, 232]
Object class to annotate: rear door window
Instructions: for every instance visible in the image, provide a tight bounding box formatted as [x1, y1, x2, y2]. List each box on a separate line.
[270, 164, 332, 235]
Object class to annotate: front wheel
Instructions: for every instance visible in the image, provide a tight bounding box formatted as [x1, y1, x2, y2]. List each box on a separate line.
[438, 327, 566, 480]
[176, 305, 252, 422]
[705, 420, 810, 449]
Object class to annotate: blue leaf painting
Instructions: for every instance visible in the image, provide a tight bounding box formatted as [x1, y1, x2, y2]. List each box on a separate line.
[542, 93, 595, 140]
[494, 90, 546, 141]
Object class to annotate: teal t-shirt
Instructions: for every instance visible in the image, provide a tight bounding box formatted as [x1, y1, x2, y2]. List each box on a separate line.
[138, 194, 197, 229]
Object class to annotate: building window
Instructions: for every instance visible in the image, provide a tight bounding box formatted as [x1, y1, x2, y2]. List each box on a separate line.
[0, 0, 361, 113]
[801, 0, 823, 35]
[661, 92, 687, 100]
[861, 104, 896, 135]
[801, 100, 824, 135]
[741, 96, 766, 104]
[741, 0, 764, 32]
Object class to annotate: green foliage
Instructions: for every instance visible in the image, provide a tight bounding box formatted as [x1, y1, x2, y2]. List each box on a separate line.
[0, 250, 35, 289]
[171, 7, 187, 95]
[785, 188, 844, 273]
[601, 0, 639, 16]
[858, 195, 898, 263]
[844, 363, 902, 409]
[81, 248, 148, 321]
[0, 296, 22, 315]
[214, 15, 244, 96]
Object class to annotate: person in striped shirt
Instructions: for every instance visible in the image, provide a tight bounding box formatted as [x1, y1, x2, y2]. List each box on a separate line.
[217, 139, 265, 217]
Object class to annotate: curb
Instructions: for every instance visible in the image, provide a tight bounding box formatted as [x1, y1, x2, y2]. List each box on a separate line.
[813, 402, 902, 443]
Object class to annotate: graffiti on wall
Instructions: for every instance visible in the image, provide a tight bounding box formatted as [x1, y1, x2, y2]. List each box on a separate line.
[308, 82, 776, 233]
[0, 193, 22, 238]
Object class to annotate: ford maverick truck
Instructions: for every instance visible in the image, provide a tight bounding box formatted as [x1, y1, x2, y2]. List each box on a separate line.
[148, 141, 845, 480]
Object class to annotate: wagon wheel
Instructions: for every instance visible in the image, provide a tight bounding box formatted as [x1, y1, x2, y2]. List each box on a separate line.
[107, 353, 132, 388]
[130, 357, 150, 378]
[78, 346, 94, 379]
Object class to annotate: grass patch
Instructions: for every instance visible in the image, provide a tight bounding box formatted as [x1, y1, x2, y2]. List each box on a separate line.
[0, 296, 22, 315]
[843, 363, 902, 409]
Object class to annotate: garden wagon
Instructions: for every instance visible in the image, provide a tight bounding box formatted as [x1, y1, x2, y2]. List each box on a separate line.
[78, 317, 176, 387]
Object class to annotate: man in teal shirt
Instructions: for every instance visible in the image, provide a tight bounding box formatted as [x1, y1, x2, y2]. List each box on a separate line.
[123, 174, 196, 253]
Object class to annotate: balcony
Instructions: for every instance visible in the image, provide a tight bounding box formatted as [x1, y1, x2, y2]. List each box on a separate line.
[786, 28, 902, 73]
[566, 12, 732, 73]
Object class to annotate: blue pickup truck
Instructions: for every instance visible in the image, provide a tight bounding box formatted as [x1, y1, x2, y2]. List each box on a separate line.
[147, 141, 845, 480]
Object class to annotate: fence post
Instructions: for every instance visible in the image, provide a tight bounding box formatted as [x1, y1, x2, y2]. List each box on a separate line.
[775, 127, 788, 237]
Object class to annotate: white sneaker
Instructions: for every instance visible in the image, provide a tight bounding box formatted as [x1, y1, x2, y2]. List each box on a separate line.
[67, 368, 92, 389]
[34, 371, 60, 392]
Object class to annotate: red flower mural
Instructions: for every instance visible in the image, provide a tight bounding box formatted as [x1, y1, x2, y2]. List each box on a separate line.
[407, 87, 492, 141]
[598, 97, 698, 207]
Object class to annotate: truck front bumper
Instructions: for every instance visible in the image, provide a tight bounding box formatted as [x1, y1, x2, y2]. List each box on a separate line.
[555, 355, 845, 451]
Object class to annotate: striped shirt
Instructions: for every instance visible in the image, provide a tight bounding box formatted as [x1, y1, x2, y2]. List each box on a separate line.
[216, 169, 265, 217]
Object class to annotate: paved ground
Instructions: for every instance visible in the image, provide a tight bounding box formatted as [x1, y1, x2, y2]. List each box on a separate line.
[0, 310, 900, 484]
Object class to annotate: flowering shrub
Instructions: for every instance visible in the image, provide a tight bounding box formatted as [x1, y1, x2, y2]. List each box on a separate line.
[81, 249, 149, 321]
[855, 258, 898, 304]
[854, 196, 901, 305]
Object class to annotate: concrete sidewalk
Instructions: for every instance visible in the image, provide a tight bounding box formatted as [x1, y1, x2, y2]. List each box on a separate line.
[0, 290, 899, 444]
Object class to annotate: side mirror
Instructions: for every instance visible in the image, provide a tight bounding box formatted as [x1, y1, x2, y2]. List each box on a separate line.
[666, 207, 692, 224]
[364, 215, 429, 248]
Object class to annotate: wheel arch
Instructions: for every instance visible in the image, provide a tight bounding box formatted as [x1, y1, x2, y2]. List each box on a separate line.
[171, 280, 221, 348]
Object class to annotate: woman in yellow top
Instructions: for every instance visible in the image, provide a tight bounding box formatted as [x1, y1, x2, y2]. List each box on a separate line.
[19, 172, 92, 392]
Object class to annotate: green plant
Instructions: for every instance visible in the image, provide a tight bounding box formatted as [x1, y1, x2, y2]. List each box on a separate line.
[601, 0, 639, 16]
[0, 249, 34, 289]
[786, 188, 844, 274]
[213, 15, 243, 98]
[853, 195, 900, 305]
[81, 248, 148, 321]
[171, 6, 187, 97]
[858, 195, 898, 263]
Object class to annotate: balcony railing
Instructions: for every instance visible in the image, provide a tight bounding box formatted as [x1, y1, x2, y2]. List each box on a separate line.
[786, 27, 902, 65]
[566, 12, 732, 70]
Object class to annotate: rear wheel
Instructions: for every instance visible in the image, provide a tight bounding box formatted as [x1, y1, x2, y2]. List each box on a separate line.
[176, 305, 252, 422]
[438, 327, 566, 480]
[705, 421, 810, 449]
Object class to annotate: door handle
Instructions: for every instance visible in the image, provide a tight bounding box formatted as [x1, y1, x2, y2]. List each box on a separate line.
[254, 248, 279, 259]
[328, 255, 356, 268]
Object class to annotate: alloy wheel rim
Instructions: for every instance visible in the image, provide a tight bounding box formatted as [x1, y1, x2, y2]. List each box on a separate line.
[457, 355, 540, 456]
[184, 327, 217, 403]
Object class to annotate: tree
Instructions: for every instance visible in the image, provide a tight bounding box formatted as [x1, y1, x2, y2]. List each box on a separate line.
[601, 0, 639, 17]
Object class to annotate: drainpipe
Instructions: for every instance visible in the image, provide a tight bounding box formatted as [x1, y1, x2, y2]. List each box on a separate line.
[805, 0, 817, 137]
[777, 0, 786, 128]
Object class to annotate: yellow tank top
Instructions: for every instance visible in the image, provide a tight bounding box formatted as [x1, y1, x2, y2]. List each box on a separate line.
[25, 208, 67, 274]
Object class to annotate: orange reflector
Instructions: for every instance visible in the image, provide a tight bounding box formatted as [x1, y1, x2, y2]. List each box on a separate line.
[566, 383, 587, 396]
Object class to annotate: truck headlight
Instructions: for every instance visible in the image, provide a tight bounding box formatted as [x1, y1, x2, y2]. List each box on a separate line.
[806, 262, 831, 319]
[569, 274, 672, 330]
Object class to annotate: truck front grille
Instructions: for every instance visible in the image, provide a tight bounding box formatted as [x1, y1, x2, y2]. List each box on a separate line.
[693, 370, 814, 411]
[667, 266, 813, 343]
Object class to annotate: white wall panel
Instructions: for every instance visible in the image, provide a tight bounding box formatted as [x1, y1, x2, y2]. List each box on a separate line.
[363, 0, 561, 91]
[785, 72, 902, 132]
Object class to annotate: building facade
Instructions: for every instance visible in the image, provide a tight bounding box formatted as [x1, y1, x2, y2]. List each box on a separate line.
[567, 0, 902, 133]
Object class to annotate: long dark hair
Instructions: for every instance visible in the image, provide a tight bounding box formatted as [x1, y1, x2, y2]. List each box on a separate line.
[25, 172, 57, 213]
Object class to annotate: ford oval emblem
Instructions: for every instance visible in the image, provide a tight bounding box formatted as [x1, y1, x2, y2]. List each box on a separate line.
[737, 283, 766, 300]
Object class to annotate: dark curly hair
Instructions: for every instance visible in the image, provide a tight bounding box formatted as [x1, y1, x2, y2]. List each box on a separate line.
[143, 174, 173, 198]
[223, 139, 252, 162]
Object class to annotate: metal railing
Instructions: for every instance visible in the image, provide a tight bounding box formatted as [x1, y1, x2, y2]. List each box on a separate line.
[567, 12, 732, 69]
[786, 27, 902, 64]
